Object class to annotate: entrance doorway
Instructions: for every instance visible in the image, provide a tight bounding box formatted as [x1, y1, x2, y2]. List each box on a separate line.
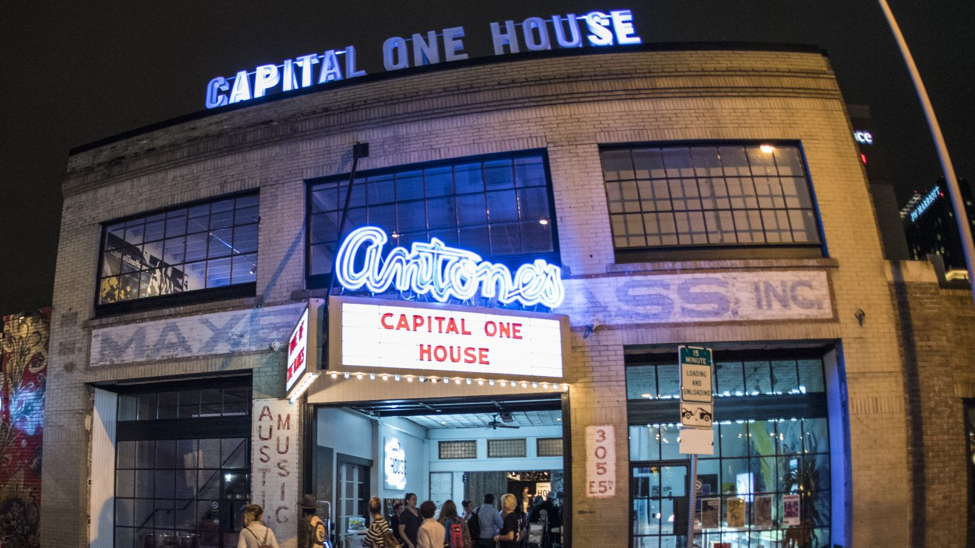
[313, 395, 568, 548]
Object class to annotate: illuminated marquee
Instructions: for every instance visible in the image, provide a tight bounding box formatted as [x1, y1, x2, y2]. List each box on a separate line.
[335, 226, 565, 309]
[285, 299, 323, 403]
[330, 297, 568, 379]
[910, 185, 941, 223]
[206, 9, 641, 109]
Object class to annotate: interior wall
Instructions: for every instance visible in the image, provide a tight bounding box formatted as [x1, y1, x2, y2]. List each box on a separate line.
[317, 408, 375, 526]
[377, 417, 429, 502]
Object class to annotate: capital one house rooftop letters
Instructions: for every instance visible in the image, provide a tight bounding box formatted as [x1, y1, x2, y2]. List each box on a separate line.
[45, 38, 975, 548]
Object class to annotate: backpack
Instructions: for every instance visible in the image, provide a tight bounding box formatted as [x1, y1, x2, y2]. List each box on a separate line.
[244, 525, 272, 548]
[447, 519, 465, 548]
[309, 515, 326, 546]
[466, 506, 481, 540]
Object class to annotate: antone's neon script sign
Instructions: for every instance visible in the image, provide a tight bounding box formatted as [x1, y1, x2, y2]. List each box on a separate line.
[335, 226, 565, 308]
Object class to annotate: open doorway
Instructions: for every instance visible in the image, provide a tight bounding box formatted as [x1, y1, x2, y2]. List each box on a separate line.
[313, 395, 567, 548]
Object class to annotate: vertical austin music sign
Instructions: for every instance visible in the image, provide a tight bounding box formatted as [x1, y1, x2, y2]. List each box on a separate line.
[252, 398, 300, 545]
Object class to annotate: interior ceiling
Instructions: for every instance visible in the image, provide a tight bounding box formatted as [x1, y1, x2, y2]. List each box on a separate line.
[406, 410, 562, 430]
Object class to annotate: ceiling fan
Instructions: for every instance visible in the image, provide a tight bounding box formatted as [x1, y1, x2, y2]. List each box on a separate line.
[487, 413, 519, 429]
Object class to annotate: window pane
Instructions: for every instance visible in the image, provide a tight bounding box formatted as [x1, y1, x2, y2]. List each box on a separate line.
[715, 362, 744, 395]
[626, 365, 657, 400]
[163, 237, 185, 265]
[719, 423, 748, 458]
[798, 360, 825, 393]
[486, 190, 518, 222]
[490, 223, 521, 255]
[484, 159, 514, 189]
[427, 197, 457, 229]
[233, 224, 258, 254]
[656, 365, 679, 397]
[206, 258, 232, 288]
[201, 389, 222, 417]
[455, 163, 484, 193]
[519, 187, 549, 222]
[521, 221, 553, 253]
[514, 157, 545, 188]
[185, 233, 208, 262]
[208, 228, 233, 258]
[425, 167, 453, 196]
[157, 393, 177, 420]
[456, 194, 487, 226]
[396, 171, 424, 201]
[183, 262, 207, 292]
[772, 360, 800, 393]
[743, 362, 773, 395]
[397, 201, 426, 233]
[231, 254, 257, 284]
[601, 150, 633, 181]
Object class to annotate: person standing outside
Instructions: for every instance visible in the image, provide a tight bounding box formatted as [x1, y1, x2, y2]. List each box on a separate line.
[364, 497, 393, 548]
[492, 494, 520, 548]
[416, 501, 446, 548]
[389, 500, 405, 543]
[237, 504, 281, 548]
[398, 493, 422, 548]
[439, 499, 472, 548]
[297, 494, 326, 548]
[474, 494, 502, 548]
[461, 500, 474, 521]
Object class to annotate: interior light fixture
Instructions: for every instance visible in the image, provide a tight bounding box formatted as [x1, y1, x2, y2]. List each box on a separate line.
[539, 219, 549, 225]
[760, 144, 775, 153]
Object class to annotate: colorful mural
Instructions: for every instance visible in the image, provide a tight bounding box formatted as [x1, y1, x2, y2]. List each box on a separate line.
[0, 308, 50, 548]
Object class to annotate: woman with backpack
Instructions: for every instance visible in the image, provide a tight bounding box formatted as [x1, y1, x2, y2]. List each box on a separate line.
[438, 500, 472, 548]
[237, 504, 281, 548]
[364, 497, 401, 548]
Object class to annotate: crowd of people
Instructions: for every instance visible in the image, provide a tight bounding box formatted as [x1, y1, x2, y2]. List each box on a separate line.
[372, 490, 562, 548]
[233, 489, 562, 548]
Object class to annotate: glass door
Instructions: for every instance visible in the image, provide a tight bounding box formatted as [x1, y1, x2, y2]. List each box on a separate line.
[631, 462, 689, 548]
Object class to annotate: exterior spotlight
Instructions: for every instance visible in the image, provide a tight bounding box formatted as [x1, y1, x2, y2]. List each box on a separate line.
[760, 144, 775, 153]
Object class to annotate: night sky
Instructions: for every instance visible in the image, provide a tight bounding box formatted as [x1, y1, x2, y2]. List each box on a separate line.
[1, 1, 972, 314]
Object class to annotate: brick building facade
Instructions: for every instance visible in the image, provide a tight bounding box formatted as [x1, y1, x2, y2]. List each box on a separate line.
[41, 45, 974, 547]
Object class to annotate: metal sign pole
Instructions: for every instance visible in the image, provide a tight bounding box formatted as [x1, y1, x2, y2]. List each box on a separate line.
[687, 454, 698, 547]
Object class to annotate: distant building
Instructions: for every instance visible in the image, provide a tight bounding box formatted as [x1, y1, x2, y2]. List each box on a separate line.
[901, 178, 975, 279]
[848, 104, 911, 260]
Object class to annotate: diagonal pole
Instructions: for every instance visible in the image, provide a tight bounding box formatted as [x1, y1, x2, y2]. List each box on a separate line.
[878, 0, 975, 304]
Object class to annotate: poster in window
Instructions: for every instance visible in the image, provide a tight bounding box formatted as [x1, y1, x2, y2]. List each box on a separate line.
[700, 498, 720, 529]
[727, 497, 746, 528]
[754, 495, 773, 529]
[783, 494, 801, 526]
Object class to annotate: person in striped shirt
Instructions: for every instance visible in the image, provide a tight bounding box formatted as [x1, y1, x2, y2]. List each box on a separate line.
[364, 497, 393, 547]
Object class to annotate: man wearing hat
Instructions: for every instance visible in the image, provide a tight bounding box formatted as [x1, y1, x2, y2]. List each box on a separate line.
[297, 494, 327, 548]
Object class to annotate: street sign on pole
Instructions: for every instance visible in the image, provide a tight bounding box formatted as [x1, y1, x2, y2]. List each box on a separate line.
[679, 345, 715, 548]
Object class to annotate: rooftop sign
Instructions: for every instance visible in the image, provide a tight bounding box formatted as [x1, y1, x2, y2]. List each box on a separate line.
[909, 185, 941, 223]
[335, 226, 565, 309]
[206, 9, 641, 109]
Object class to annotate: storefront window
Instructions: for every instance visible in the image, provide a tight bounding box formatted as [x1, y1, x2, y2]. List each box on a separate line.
[98, 193, 259, 308]
[626, 351, 831, 548]
[115, 381, 251, 548]
[600, 144, 823, 260]
[306, 152, 558, 285]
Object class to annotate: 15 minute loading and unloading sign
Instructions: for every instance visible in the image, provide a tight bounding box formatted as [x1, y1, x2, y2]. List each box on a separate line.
[680, 363, 713, 403]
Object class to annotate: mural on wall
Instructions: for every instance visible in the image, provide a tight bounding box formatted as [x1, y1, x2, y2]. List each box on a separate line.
[0, 308, 50, 548]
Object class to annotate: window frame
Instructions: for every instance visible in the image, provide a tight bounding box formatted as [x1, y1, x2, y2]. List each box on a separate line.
[93, 190, 259, 316]
[599, 141, 828, 263]
[304, 149, 561, 290]
[487, 438, 528, 458]
[438, 440, 478, 460]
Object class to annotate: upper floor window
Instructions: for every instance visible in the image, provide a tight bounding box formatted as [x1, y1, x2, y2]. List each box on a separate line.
[600, 144, 823, 261]
[307, 151, 558, 286]
[98, 193, 259, 309]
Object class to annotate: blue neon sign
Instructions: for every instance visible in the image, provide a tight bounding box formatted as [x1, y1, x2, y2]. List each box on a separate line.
[910, 186, 940, 223]
[205, 9, 641, 109]
[334, 226, 565, 309]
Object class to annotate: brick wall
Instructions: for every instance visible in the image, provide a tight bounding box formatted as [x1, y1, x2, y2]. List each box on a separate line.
[888, 261, 974, 548]
[44, 48, 927, 546]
